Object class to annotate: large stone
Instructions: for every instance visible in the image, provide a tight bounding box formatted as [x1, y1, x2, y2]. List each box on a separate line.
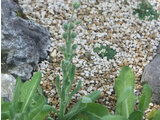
[141, 46, 160, 104]
[1, 0, 51, 80]
[1, 74, 16, 101]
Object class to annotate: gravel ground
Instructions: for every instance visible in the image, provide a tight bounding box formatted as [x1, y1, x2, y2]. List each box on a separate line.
[18, 0, 160, 119]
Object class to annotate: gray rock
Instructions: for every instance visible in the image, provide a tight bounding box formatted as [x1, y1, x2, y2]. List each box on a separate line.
[9, 64, 33, 80]
[1, 0, 51, 80]
[141, 46, 160, 104]
[1, 74, 16, 101]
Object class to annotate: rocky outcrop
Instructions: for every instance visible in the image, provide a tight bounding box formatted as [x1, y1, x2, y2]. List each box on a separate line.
[141, 45, 160, 104]
[1, 0, 51, 80]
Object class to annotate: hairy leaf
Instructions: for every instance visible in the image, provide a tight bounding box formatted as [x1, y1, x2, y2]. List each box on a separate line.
[138, 84, 152, 113]
[128, 110, 143, 120]
[55, 75, 61, 97]
[21, 81, 30, 102]
[114, 66, 136, 118]
[117, 86, 133, 104]
[65, 102, 87, 120]
[102, 115, 128, 120]
[67, 80, 82, 104]
[29, 96, 45, 119]
[69, 103, 108, 120]
[84, 103, 109, 118]
[82, 91, 101, 102]
[21, 72, 42, 112]
[81, 96, 92, 103]
[65, 91, 101, 120]
[32, 105, 54, 120]
[13, 77, 22, 109]
[9, 77, 22, 118]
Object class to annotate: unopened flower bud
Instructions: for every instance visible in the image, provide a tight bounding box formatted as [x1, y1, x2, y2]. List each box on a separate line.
[71, 32, 77, 38]
[69, 23, 74, 30]
[73, 2, 80, 9]
[72, 44, 77, 50]
[63, 32, 67, 39]
[63, 23, 68, 30]
[75, 19, 82, 25]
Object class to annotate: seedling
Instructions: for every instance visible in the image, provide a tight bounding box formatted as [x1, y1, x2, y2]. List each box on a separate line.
[133, 0, 159, 20]
[93, 43, 117, 60]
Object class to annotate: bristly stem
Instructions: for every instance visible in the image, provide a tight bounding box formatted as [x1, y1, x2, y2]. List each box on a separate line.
[58, 2, 81, 120]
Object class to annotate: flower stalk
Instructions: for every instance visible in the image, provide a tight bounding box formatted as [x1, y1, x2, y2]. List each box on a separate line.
[55, 2, 82, 120]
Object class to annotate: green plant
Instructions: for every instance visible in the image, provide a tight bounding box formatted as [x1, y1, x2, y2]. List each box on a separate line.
[133, 0, 159, 20]
[1, 72, 54, 120]
[52, 2, 101, 120]
[93, 43, 117, 60]
[2, 1, 159, 120]
[71, 66, 155, 120]
[16, 10, 22, 17]
[16, 10, 28, 19]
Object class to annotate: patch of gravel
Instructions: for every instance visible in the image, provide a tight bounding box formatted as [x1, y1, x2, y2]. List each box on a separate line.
[19, 0, 160, 119]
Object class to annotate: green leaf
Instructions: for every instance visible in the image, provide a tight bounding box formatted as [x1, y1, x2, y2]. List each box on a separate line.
[71, 113, 88, 120]
[13, 77, 22, 109]
[1, 102, 12, 119]
[153, 110, 160, 120]
[86, 103, 109, 117]
[74, 111, 101, 120]
[138, 84, 152, 113]
[9, 77, 22, 118]
[37, 85, 47, 102]
[37, 85, 44, 96]
[128, 110, 143, 120]
[117, 86, 133, 104]
[82, 91, 101, 102]
[1, 111, 10, 120]
[68, 64, 76, 85]
[102, 115, 128, 120]
[21, 81, 30, 102]
[65, 91, 101, 120]
[65, 102, 87, 120]
[67, 80, 82, 104]
[29, 96, 45, 119]
[21, 72, 42, 113]
[114, 66, 136, 118]
[55, 75, 61, 97]
[147, 108, 158, 120]
[81, 96, 92, 103]
[47, 116, 55, 120]
[32, 105, 53, 120]
[1, 98, 4, 104]
[72, 103, 109, 120]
